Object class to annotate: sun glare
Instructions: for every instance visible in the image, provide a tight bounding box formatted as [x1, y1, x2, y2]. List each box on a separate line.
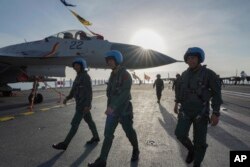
[130, 29, 166, 52]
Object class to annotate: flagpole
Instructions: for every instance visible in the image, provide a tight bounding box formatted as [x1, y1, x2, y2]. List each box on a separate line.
[144, 73, 145, 84]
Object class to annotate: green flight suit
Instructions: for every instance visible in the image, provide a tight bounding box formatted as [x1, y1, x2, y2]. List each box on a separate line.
[172, 77, 181, 91]
[99, 66, 139, 161]
[63, 71, 99, 145]
[174, 65, 222, 166]
[153, 78, 164, 101]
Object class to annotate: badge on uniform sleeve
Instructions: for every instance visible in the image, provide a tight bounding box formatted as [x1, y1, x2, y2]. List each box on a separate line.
[123, 74, 129, 81]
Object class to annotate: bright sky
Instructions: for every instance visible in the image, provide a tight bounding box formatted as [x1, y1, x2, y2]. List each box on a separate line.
[1, 0, 250, 81]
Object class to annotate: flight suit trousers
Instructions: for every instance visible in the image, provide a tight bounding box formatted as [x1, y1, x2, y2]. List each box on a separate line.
[99, 114, 139, 161]
[175, 110, 208, 166]
[64, 110, 99, 145]
[156, 89, 162, 101]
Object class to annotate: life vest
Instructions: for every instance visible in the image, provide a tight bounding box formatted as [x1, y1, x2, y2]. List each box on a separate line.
[181, 65, 211, 104]
[106, 67, 131, 101]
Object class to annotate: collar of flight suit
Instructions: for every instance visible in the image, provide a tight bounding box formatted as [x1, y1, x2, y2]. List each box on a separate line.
[111, 65, 124, 75]
[77, 70, 86, 75]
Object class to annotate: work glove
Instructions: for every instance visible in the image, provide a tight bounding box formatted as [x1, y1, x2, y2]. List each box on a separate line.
[210, 113, 219, 126]
[105, 106, 114, 116]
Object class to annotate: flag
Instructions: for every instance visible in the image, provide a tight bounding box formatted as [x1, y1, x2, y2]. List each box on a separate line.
[70, 10, 92, 26]
[144, 73, 151, 81]
[60, 0, 76, 7]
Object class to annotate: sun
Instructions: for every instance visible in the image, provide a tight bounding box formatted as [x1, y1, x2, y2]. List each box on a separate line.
[130, 29, 166, 52]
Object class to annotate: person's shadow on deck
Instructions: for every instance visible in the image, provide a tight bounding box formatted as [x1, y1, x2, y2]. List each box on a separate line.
[37, 152, 64, 167]
[220, 113, 250, 132]
[70, 143, 98, 167]
[158, 104, 188, 163]
[208, 124, 250, 150]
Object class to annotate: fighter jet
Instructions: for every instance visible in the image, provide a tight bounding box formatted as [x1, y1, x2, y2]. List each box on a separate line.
[220, 71, 250, 85]
[0, 29, 177, 103]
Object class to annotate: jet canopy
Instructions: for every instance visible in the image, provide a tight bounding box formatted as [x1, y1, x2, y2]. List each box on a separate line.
[46, 30, 103, 40]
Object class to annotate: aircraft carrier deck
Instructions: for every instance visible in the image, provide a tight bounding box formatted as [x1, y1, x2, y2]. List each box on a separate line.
[0, 84, 249, 167]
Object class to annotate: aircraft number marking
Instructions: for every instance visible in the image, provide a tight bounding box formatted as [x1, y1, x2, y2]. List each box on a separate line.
[70, 41, 84, 49]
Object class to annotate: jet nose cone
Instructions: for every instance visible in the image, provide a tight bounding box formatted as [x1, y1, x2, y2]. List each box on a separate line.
[110, 43, 176, 69]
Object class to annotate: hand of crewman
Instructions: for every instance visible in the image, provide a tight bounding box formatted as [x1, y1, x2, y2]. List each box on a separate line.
[174, 103, 179, 114]
[83, 107, 91, 113]
[63, 98, 67, 105]
[210, 114, 219, 126]
[105, 106, 114, 115]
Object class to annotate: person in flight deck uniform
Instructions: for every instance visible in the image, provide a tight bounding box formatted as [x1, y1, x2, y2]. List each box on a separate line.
[172, 73, 181, 91]
[174, 47, 222, 167]
[88, 50, 139, 167]
[52, 58, 99, 150]
[153, 74, 164, 103]
[79, 31, 91, 40]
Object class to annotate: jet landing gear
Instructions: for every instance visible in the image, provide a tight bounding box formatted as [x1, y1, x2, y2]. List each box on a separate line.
[28, 79, 43, 104]
[0, 84, 13, 97]
[28, 93, 43, 104]
[2, 91, 12, 97]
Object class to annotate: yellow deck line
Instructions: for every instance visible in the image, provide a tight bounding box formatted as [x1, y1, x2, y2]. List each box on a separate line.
[0, 94, 106, 123]
[20, 111, 34, 116]
[0, 116, 15, 122]
[40, 108, 51, 112]
[51, 105, 62, 109]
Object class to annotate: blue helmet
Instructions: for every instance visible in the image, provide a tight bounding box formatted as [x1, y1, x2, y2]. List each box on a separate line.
[184, 47, 205, 63]
[72, 57, 88, 71]
[105, 50, 123, 65]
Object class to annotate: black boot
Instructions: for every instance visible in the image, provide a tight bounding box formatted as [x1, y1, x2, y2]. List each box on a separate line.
[52, 142, 68, 150]
[88, 158, 106, 167]
[131, 148, 140, 161]
[86, 137, 100, 145]
[186, 150, 194, 164]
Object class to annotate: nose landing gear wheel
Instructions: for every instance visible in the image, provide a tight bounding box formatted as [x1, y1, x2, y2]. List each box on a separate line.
[2, 91, 12, 97]
[28, 93, 43, 104]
